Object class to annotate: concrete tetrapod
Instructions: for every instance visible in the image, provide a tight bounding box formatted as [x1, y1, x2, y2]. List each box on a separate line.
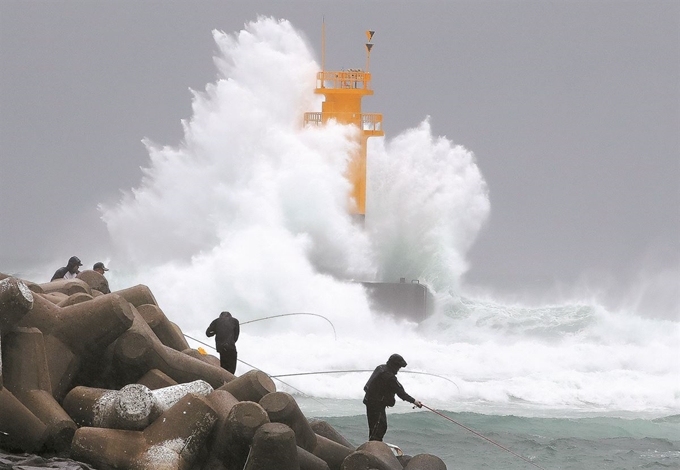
[77, 270, 110, 295]
[64, 384, 155, 430]
[17, 292, 135, 400]
[0, 273, 43, 295]
[113, 284, 158, 308]
[298, 446, 331, 470]
[206, 400, 271, 470]
[63, 380, 213, 431]
[0, 277, 35, 395]
[0, 276, 34, 334]
[183, 348, 221, 368]
[0, 278, 49, 453]
[152, 379, 213, 414]
[244, 422, 301, 470]
[259, 391, 317, 452]
[341, 441, 403, 470]
[2, 327, 77, 452]
[71, 392, 218, 470]
[56, 292, 94, 308]
[38, 278, 92, 297]
[218, 369, 276, 402]
[136, 369, 178, 390]
[136, 303, 189, 352]
[403, 454, 447, 470]
[41, 292, 69, 305]
[311, 434, 354, 470]
[0, 387, 49, 453]
[309, 419, 355, 450]
[202, 389, 240, 469]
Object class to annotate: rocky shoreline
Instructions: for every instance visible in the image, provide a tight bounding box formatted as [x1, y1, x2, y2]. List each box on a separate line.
[0, 272, 446, 469]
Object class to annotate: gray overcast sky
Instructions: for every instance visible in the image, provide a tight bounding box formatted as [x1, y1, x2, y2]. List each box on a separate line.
[1, 1, 678, 305]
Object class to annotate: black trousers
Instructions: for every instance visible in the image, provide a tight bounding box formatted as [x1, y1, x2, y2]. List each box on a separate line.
[218, 346, 237, 374]
[366, 403, 388, 441]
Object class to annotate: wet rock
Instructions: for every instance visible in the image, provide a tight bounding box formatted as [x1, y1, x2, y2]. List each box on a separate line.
[76, 270, 110, 295]
[137, 304, 188, 352]
[403, 454, 447, 469]
[260, 391, 317, 452]
[219, 369, 276, 402]
[341, 441, 403, 470]
[136, 369, 178, 390]
[71, 393, 217, 470]
[309, 419, 355, 449]
[63, 380, 213, 431]
[244, 422, 300, 470]
[2, 327, 76, 452]
[0, 276, 34, 334]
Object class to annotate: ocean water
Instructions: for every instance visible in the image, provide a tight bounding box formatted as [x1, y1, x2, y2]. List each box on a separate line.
[86, 17, 679, 469]
[309, 401, 680, 469]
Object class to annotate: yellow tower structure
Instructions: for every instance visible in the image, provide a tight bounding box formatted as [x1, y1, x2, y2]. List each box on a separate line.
[304, 29, 384, 222]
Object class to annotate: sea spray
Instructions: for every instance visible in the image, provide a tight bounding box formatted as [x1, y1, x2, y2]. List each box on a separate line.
[101, 18, 487, 340]
[366, 119, 489, 293]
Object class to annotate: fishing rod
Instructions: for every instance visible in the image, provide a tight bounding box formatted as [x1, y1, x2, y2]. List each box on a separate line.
[236, 357, 328, 408]
[239, 313, 337, 340]
[421, 404, 546, 470]
[271, 370, 460, 393]
[182, 333, 327, 408]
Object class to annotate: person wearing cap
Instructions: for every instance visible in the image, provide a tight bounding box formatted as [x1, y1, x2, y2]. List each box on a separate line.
[91, 262, 112, 294]
[205, 311, 240, 374]
[51, 256, 83, 281]
[93, 262, 109, 275]
[363, 353, 423, 442]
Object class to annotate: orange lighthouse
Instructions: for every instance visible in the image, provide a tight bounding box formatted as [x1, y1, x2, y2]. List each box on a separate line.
[304, 29, 384, 222]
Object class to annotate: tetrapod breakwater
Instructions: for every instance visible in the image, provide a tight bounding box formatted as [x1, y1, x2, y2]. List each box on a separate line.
[0, 272, 446, 470]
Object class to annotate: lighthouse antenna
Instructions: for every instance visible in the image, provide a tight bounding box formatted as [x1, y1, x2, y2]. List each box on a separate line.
[364, 30, 374, 72]
[322, 18, 326, 74]
[365, 42, 373, 72]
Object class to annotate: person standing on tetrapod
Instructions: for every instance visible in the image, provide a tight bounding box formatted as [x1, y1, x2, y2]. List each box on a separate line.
[363, 353, 423, 442]
[206, 311, 240, 374]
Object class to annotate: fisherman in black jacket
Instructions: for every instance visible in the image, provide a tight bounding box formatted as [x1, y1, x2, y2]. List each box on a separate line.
[51, 256, 82, 281]
[206, 311, 240, 374]
[363, 353, 423, 441]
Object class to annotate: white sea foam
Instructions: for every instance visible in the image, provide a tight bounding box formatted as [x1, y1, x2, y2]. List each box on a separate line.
[100, 17, 679, 418]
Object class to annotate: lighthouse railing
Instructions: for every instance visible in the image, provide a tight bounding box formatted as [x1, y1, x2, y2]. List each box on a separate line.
[304, 112, 383, 135]
[316, 70, 371, 90]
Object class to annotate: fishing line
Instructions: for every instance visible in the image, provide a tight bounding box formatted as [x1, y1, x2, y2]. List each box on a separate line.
[182, 333, 328, 408]
[236, 357, 328, 408]
[239, 313, 337, 340]
[271, 370, 460, 393]
[421, 404, 547, 470]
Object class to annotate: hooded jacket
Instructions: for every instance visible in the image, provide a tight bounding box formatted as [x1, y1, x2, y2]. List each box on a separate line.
[51, 261, 80, 281]
[206, 311, 240, 350]
[363, 362, 415, 407]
